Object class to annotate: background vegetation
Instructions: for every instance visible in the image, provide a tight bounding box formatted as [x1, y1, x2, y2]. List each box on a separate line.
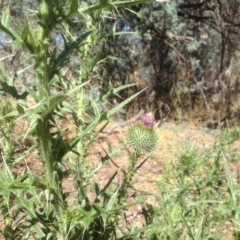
[2, 0, 240, 126]
[102, 0, 240, 127]
[0, 0, 240, 239]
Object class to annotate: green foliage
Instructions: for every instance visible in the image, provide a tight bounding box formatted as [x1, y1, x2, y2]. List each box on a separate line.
[1, 0, 240, 239]
[98, 0, 240, 124]
[148, 127, 240, 239]
[0, 0, 163, 239]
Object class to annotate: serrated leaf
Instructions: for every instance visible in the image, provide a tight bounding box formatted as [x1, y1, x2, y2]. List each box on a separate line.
[0, 81, 28, 99]
[0, 9, 19, 40]
[67, 0, 79, 17]
[17, 103, 25, 114]
[24, 98, 47, 117]
[100, 83, 135, 102]
[41, 94, 68, 119]
[21, 25, 36, 53]
[16, 197, 36, 218]
[53, 31, 92, 70]
[10, 181, 33, 190]
[1, 8, 10, 27]
[79, 102, 107, 135]
[107, 87, 147, 118]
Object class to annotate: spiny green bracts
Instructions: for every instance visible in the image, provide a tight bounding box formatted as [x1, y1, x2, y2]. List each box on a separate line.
[126, 113, 158, 154]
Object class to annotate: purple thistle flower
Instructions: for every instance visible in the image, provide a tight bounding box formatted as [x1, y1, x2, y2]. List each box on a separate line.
[140, 112, 155, 127]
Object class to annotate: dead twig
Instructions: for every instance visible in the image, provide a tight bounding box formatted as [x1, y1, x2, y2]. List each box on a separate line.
[164, 40, 187, 64]
[193, 77, 210, 111]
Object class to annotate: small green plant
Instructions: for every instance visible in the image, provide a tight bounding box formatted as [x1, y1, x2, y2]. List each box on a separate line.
[146, 127, 240, 240]
[118, 112, 158, 206]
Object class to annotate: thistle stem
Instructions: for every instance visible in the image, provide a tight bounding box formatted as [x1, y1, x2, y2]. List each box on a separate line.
[118, 152, 139, 205]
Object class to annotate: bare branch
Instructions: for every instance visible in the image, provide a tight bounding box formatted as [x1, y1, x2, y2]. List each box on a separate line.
[178, 11, 211, 21]
[179, 0, 210, 9]
[164, 40, 186, 64]
[165, 30, 194, 42]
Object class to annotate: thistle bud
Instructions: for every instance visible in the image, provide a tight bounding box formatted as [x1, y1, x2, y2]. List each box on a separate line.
[126, 113, 158, 154]
[140, 112, 155, 127]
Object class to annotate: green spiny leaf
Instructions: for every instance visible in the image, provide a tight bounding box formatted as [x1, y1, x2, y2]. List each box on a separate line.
[53, 31, 92, 70]
[41, 94, 68, 119]
[0, 81, 28, 99]
[0, 9, 19, 40]
[107, 87, 147, 118]
[21, 25, 36, 54]
[68, 0, 79, 17]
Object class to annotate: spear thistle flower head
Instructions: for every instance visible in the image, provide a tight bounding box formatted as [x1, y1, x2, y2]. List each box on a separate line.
[140, 112, 155, 127]
[126, 113, 158, 155]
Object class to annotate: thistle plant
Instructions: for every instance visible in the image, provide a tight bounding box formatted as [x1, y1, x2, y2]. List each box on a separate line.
[0, 1, 162, 239]
[118, 112, 158, 204]
[126, 112, 158, 155]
